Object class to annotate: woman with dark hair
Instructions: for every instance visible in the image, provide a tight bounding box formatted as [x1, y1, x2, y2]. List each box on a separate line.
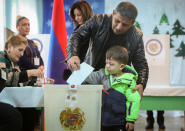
[63, 1, 94, 80]
[70, 0, 93, 28]
[69, 0, 93, 62]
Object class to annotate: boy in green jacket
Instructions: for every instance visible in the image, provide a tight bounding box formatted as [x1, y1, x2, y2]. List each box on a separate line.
[84, 45, 141, 131]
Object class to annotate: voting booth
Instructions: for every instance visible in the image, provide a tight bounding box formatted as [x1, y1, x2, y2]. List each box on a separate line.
[143, 34, 170, 86]
[44, 85, 103, 131]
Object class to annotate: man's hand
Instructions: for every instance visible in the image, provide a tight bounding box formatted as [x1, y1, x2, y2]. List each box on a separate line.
[126, 122, 134, 131]
[67, 56, 80, 70]
[132, 84, 143, 98]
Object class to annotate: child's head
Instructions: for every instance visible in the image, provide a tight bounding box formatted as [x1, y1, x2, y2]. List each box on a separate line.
[105, 45, 128, 76]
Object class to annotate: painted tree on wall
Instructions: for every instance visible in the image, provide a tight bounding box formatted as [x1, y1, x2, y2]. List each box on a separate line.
[171, 19, 185, 38]
[160, 13, 169, 25]
[166, 31, 174, 48]
[134, 21, 141, 30]
[153, 26, 160, 34]
[175, 41, 185, 59]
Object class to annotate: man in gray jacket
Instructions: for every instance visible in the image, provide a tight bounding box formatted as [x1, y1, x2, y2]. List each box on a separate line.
[67, 1, 149, 97]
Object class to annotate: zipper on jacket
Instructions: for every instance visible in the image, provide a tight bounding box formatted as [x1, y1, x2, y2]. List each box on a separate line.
[128, 102, 133, 115]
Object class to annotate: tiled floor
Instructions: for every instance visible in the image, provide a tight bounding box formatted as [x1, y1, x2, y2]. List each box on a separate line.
[135, 116, 184, 131]
[35, 116, 184, 131]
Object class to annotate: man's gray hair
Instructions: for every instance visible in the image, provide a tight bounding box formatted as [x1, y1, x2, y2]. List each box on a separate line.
[115, 1, 138, 20]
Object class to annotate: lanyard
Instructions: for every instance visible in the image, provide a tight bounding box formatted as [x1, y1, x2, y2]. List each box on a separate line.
[27, 41, 37, 56]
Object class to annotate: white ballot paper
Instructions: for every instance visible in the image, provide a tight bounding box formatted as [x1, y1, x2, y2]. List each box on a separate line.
[67, 62, 94, 85]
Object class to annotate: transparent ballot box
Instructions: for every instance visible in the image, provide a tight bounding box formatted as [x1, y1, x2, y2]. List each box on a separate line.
[44, 85, 103, 131]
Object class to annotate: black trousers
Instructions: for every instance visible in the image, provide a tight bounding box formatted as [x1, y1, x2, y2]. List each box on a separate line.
[101, 125, 126, 131]
[17, 108, 40, 131]
[0, 102, 22, 131]
[147, 110, 164, 125]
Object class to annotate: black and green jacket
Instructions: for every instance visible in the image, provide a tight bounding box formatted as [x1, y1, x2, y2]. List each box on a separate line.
[85, 65, 141, 125]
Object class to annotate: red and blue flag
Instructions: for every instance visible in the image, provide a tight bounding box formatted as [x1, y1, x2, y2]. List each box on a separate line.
[47, 0, 67, 84]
